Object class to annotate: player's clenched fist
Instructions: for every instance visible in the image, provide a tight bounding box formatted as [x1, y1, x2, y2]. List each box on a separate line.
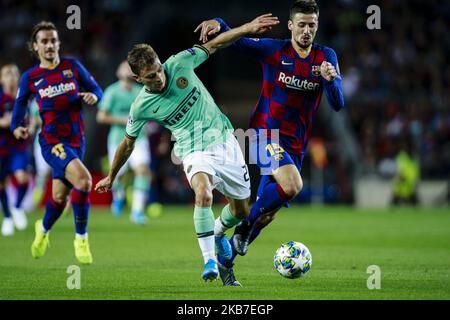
[320, 61, 337, 82]
[95, 176, 113, 193]
[78, 92, 98, 105]
[13, 126, 30, 140]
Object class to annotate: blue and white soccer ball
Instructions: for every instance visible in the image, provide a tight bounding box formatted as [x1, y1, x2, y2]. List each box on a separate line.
[274, 241, 312, 279]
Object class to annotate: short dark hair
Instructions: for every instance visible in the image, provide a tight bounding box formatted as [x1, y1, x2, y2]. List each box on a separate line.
[290, 0, 320, 19]
[127, 44, 158, 76]
[28, 21, 58, 56]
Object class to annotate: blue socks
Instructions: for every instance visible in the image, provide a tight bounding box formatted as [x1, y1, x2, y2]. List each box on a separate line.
[42, 198, 65, 231]
[71, 188, 90, 235]
[0, 189, 11, 218]
[15, 183, 28, 209]
[245, 182, 289, 226]
[41, 189, 90, 235]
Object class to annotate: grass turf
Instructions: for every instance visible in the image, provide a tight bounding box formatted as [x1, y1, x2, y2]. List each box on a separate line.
[0, 205, 449, 300]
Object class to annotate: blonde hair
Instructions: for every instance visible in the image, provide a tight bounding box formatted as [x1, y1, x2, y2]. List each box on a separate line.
[127, 44, 158, 75]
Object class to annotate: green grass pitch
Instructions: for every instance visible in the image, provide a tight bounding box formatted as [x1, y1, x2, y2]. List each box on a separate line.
[0, 205, 449, 300]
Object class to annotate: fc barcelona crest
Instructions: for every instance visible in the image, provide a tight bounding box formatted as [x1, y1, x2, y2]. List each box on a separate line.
[312, 65, 321, 77]
[63, 69, 73, 79]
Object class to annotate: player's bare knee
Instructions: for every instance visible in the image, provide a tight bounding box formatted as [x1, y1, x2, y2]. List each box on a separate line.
[76, 175, 92, 192]
[13, 170, 29, 185]
[17, 176, 29, 185]
[194, 187, 213, 207]
[296, 177, 304, 194]
[52, 193, 68, 206]
[281, 185, 299, 200]
[282, 179, 303, 200]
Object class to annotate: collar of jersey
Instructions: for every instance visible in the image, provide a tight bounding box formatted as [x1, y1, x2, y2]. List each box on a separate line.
[40, 60, 61, 71]
[291, 43, 316, 62]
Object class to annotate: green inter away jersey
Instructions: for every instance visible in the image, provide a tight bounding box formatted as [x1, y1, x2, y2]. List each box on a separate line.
[126, 45, 234, 159]
[30, 99, 41, 144]
[99, 81, 144, 145]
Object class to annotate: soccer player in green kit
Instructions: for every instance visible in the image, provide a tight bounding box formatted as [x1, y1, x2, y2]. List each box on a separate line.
[97, 61, 151, 225]
[95, 13, 279, 281]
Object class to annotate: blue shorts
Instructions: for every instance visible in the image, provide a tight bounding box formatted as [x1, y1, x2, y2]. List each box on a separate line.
[249, 131, 304, 206]
[249, 132, 304, 175]
[0, 150, 31, 181]
[40, 140, 85, 188]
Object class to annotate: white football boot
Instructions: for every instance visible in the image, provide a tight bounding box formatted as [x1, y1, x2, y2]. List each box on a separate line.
[1, 217, 14, 236]
[11, 207, 28, 230]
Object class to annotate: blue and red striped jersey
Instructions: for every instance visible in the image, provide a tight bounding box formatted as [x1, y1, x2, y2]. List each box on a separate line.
[216, 19, 344, 155]
[0, 89, 14, 156]
[10, 57, 102, 147]
[0, 88, 28, 156]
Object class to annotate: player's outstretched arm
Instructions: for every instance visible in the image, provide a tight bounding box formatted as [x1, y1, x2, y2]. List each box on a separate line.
[95, 135, 135, 193]
[202, 13, 279, 55]
[96, 109, 128, 126]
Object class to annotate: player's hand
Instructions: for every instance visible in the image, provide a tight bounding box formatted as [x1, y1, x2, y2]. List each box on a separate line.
[78, 92, 98, 105]
[13, 126, 29, 140]
[194, 19, 221, 43]
[320, 61, 337, 82]
[242, 13, 280, 35]
[95, 176, 113, 193]
[0, 113, 12, 128]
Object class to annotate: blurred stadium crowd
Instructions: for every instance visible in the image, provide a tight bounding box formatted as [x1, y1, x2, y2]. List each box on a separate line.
[0, 0, 448, 204]
[327, 1, 449, 179]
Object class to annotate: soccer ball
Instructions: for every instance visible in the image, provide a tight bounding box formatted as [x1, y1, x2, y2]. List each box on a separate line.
[274, 241, 312, 279]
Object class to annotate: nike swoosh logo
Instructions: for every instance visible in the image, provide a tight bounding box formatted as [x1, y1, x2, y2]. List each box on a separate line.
[34, 79, 44, 86]
[153, 106, 160, 113]
[281, 61, 293, 65]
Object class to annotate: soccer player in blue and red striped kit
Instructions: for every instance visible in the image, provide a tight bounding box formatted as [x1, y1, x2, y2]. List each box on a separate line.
[0, 88, 17, 236]
[195, 0, 345, 285]
[11, 21, 103, 264]
[0, 64, 31, 236]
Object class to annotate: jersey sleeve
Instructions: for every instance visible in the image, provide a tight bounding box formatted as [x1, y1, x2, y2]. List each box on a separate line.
[213, 18, 281, 61]
[125, 102, 147, 140]
[71, 59, 103, 103]
[98, 85, 113, 112]
[322, 47, 345, 111]
[10, 71, 32, 132]
[168, 45, 210, 69]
